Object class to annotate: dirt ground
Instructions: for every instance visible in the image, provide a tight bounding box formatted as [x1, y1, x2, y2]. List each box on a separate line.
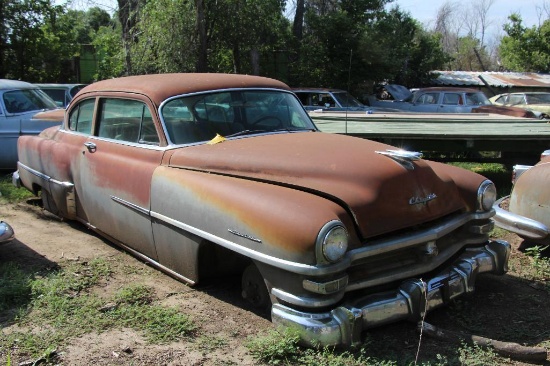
[1, 200, 549, 365]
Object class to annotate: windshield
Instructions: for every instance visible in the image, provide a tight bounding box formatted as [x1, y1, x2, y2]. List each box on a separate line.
[2, 88, 58, 113]
[332, 92, 364, 108]
[161, 90, 315, 145]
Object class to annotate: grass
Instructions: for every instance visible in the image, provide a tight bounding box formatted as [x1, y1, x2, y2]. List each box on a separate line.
[0, 258, 196, 361]
[0, 173, 34, 203]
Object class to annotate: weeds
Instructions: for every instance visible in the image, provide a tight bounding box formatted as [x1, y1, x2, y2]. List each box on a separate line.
[0, 257, 195, 360]
[0, 262, 33, 311]
[0, 174, 33, 203]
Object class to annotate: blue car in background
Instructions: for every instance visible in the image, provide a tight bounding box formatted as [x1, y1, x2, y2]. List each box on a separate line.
[0, 80, 63, 170]
[35, 83, 87, 108]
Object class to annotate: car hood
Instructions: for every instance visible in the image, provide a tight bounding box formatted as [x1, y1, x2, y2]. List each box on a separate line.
[383, 84, 413, 101]
[167, 132, 466, 239]
[32, 108, 65, 122]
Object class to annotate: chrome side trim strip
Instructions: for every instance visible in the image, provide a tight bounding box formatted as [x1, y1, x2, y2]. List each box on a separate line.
[111, 196, 151, 217]
[17, 162, 51, 182]
[149, 210, 346, 276]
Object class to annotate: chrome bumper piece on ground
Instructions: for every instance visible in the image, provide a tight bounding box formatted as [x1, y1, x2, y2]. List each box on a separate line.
[0, 221, 15, 244]
[493, 196, 549, 241]
[271, 240, 510, 347]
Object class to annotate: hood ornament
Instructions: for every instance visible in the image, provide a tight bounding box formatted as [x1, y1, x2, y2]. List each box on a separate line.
[375, 149, 422, 170]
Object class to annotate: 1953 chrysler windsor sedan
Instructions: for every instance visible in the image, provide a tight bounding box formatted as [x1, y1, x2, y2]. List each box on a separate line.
[13, 73, 510, 347]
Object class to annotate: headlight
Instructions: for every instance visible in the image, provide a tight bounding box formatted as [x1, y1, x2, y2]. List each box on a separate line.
[477, 180, 496, 212]
[316, 221, 348, 264]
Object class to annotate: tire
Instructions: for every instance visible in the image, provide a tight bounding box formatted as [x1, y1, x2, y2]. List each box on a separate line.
[241, 263, 271, 311]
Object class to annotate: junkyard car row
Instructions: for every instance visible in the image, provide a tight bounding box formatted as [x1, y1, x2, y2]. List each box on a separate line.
[490, 92, 550, 119]
[11, 73, 512, 347]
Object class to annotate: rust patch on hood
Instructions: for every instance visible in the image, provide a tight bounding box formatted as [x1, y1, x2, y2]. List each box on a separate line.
[168, 132, 466, 239]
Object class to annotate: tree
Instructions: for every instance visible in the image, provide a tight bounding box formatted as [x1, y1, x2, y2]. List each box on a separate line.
[359, 7, 450, 87]
[0, 0, 82, 81]
[499, 14, 550, 72]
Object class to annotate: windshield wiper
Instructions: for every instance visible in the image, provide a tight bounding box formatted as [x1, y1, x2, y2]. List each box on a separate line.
[225, 129, 267, 138]
[226, 128, 316, 138]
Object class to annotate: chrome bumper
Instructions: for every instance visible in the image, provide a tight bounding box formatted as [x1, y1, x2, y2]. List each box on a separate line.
[12, 170, 21, 188]
[0, 221, 15, 244]
[493, 196, 549, 241]
[271, 240, 510, 347]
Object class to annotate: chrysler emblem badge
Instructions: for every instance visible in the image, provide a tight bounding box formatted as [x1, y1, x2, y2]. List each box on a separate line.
[409, 193, 437, 205]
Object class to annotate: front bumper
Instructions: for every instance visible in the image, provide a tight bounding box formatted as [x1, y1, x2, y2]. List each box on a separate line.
[271, 240, 510, 347]
[0, 221, 15, 244]
[493, 196, 550, 241]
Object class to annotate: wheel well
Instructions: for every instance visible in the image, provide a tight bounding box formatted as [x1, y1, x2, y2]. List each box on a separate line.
[197, 240, 251, 280]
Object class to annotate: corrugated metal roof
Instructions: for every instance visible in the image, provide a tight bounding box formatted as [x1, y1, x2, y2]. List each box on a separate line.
[430, 71, 550, 88]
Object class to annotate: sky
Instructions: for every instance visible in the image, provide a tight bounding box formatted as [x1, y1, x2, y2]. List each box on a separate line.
[389, 0, 546, 31]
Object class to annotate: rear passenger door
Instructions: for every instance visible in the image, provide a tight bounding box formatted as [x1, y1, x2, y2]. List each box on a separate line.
[75, 97, 163, 259]
[409, 92, 440, 112]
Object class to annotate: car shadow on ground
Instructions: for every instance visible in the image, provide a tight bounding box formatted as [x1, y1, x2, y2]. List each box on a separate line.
[0, 239, 60, 326]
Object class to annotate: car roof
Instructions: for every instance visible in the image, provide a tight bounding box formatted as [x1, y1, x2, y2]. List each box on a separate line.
[35, 83, 86, 89]
[292, 88, 347, 93]
[415, 87, 483, 93]
[0, 79, 38, 90]
[77, 73, 291, 106]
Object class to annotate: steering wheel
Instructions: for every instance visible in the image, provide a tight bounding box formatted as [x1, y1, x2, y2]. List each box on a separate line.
[250, 115, 282, 127]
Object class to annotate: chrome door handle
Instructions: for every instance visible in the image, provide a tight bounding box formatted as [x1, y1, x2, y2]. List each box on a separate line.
[83, 142, 97, 153]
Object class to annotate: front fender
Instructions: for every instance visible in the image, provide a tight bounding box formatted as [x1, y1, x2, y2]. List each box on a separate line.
[150, 166, 357, 281]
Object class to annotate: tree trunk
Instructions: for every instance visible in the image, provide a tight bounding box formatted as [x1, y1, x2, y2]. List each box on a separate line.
[195, 0, 208, 72]
[292, 0, 305, 41]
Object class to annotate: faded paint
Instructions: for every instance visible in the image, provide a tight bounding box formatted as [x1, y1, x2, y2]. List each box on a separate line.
[509, 160, 550, 230]
[168, 133, 468, 239]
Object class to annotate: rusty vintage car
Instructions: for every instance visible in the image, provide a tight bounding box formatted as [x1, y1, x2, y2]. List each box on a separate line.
[13, 73, 510, 347]
[493, 150, 550, 243]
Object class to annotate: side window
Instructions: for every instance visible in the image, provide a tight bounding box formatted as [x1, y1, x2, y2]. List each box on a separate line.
[509, 95, 525, 105]
[97, 98, 159, 145]
[319, 93, 335, 107]
[442, 93, 461, 105]
[416, 93, 438, 104]
[69, 99, 95, 135]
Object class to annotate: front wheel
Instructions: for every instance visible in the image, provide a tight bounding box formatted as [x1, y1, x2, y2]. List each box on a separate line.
[241, 263, 271, 312]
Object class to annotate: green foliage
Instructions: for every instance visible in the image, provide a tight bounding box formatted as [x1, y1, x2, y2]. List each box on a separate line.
[458, 342, 500, 366]
[523, 245, 550, 283]
[499, 14, 550, 72]
[247, 328, 302, 364]
[247, 329, 396, 366]
[0, 174, 34, 203]
[359, 6, 450, 87]
[1, 258, 195, 358]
